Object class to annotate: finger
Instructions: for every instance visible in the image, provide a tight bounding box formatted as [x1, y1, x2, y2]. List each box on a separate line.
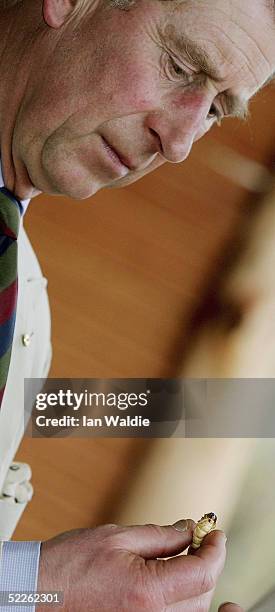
[189, 530, 227, 567]
[154, 529, 226, 604]
[116, 520, 195, 559]
[219, 604, 244, 612]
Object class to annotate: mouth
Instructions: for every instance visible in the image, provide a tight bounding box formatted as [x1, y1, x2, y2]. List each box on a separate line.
[101, 136, 135, 175]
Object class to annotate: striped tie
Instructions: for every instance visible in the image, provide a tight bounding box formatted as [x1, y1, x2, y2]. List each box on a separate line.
[0, 187, 21, 408]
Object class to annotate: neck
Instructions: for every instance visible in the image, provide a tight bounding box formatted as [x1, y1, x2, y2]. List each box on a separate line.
[0, 1, 59, 199]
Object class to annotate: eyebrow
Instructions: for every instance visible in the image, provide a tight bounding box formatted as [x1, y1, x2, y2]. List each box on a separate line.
[223, 93, 249, 119]
[162, 27, 249, 119]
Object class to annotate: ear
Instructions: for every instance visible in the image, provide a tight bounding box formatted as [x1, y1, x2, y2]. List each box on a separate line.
[43, 0, 77, 29]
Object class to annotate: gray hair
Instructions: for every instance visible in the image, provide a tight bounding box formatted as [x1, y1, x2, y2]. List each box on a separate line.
[2, 0, 274, 18]
[0, 0, 134, 8]
[110, 0, 135, 7]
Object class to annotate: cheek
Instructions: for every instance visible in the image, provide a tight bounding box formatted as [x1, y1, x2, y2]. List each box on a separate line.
[118, 87, 156, 112]
[172, 89, 208, 117]
[96, 45, 159, 112]
[104, 74, 158, 114]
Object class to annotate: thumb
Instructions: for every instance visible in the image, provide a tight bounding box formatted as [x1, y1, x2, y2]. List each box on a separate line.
[219, 604, 244, 612]
[117, 519, 195, 559]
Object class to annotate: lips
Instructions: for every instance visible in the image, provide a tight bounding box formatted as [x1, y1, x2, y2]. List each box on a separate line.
[101, 136, 134, 172]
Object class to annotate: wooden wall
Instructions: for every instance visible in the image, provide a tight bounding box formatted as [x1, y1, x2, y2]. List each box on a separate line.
[15, 85, 275, 540]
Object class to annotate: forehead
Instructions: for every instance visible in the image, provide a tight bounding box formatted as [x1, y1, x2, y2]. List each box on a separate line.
[159, 0, 275, 99]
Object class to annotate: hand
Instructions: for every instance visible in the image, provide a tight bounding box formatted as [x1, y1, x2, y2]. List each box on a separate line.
[37, 520, 229, 611]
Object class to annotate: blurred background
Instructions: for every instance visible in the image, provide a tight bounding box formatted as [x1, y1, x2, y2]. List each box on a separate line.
[15, 81, 275, 610]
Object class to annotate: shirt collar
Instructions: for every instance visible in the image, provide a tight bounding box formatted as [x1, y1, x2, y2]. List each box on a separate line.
[0, 158, 30, 214]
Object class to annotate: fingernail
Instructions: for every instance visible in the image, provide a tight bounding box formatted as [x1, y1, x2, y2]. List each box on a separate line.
[172, 519, 191, 532]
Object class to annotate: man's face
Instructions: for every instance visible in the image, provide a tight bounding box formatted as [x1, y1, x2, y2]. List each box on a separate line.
[14, 0, 275, 199]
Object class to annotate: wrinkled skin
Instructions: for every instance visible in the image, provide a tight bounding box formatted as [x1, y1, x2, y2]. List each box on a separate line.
[0, 0, 274, 200]
[37, 521, 243, 611]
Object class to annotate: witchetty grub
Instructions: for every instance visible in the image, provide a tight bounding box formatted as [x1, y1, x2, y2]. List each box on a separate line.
[191, 512, 217, 549]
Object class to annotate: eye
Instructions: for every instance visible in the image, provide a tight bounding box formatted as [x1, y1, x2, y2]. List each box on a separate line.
[168, 56, 193, 83]
[207, 103, 222, 125]
[170, 57, 186, 77]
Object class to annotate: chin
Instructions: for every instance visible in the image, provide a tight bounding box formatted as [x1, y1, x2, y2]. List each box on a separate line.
[41, 167, 103, 200]
[39, 148, 105, 199]
[64, 182, 102, 200]
[106, 173, 142, 190]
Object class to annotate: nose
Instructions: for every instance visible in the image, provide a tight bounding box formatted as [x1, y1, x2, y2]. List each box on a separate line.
[147, 96, 213, 163]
